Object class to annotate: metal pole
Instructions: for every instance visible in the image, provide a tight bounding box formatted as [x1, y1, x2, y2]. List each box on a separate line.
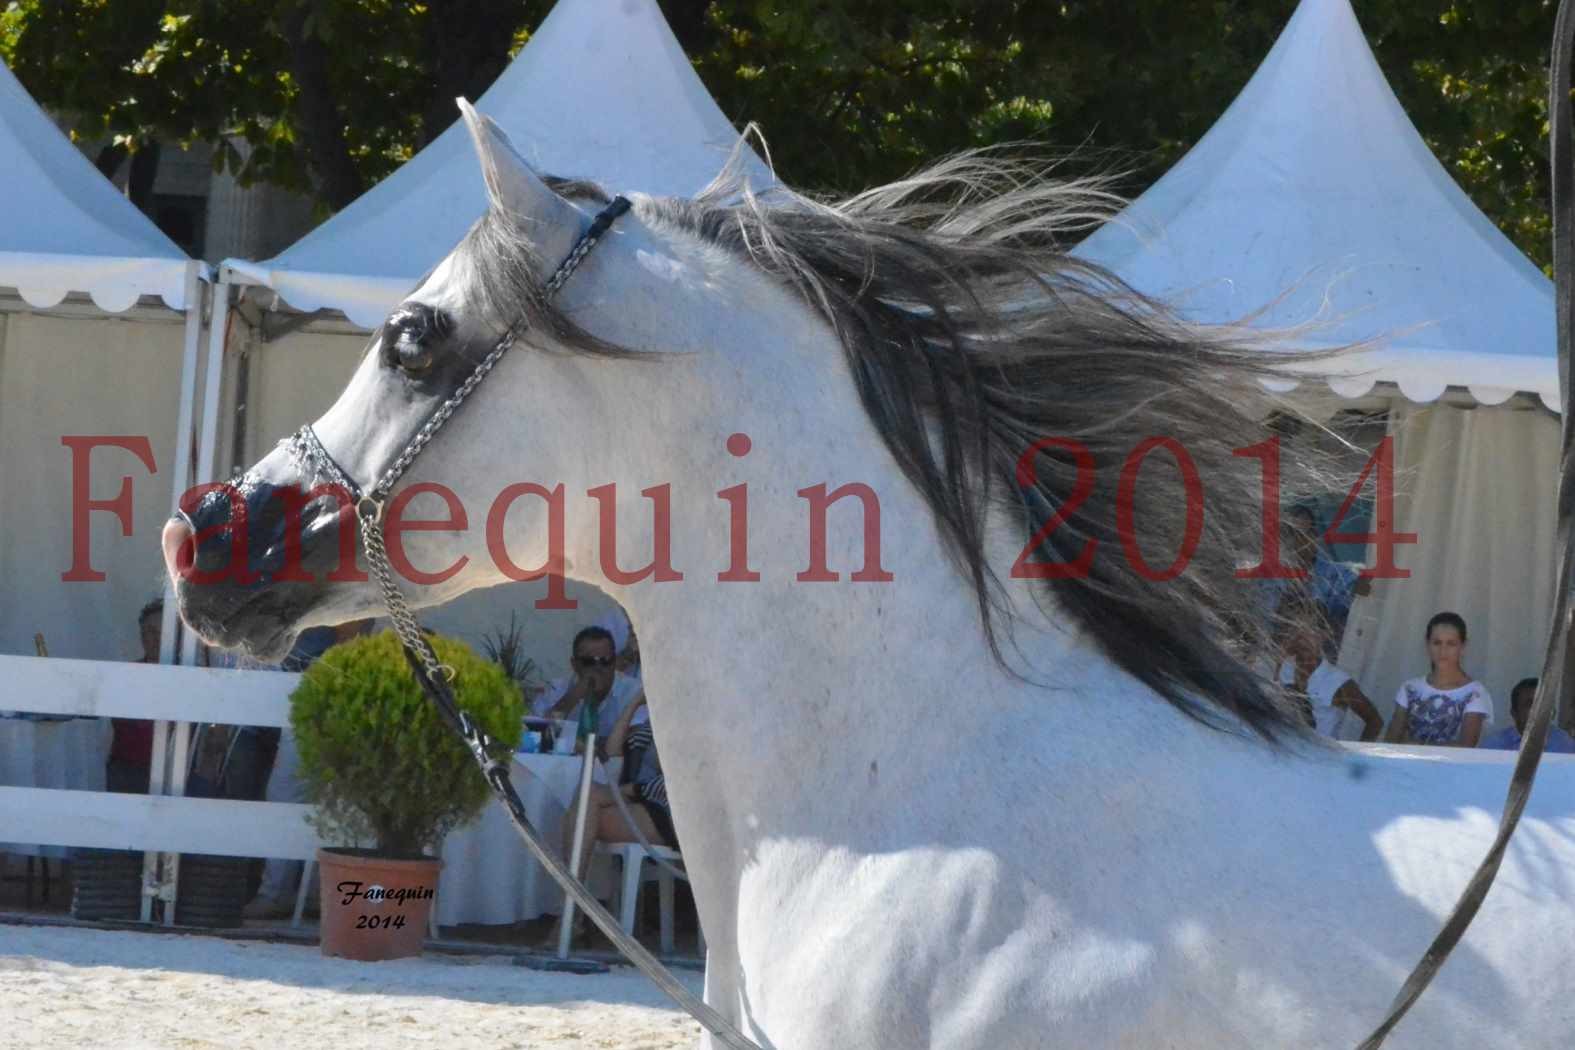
[182, 273, 232, 666]
[140, 262, 205, 924]
[138, 720, 170, 923]
[156, 261, 204, 659]
[163, 271, 232, 925]
[557, 733, 598, 959]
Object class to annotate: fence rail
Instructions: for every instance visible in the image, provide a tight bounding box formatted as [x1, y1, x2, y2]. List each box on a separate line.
[0, 787, 319, 859]
[1, 653, 299, 726]
[0, 653, 326, 914]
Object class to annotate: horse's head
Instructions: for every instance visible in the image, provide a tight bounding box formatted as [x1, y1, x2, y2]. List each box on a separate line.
[166, 100, 1319, 744]
[164, 101, 673, 660]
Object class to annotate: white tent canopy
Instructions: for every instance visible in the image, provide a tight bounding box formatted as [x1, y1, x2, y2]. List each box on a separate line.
[1076, 0, 1556, 410]
[224, 0, 771, 328]
[0, 59, 197, 312]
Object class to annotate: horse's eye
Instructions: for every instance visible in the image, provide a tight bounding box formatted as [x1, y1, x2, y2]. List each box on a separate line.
[385, 303, 449, 375]
[396, 337, 435, 373]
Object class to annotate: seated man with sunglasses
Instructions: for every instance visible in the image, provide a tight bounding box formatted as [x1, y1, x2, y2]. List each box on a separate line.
[533, 624, 645, 744]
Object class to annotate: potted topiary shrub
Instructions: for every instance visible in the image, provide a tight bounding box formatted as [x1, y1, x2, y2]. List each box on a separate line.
[290, 629, 521, 960]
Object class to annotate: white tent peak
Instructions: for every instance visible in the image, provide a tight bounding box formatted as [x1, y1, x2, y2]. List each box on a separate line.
[0, 58, 196, 311]
[226, 0, 771, 328]
[1076, 0, 1556, 409]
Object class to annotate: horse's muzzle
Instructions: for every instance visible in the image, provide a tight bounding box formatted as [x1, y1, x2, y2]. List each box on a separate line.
[162, 452, 356, 657]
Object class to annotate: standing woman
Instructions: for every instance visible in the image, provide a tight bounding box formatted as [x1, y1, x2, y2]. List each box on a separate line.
[1385, 611, 1494, 747]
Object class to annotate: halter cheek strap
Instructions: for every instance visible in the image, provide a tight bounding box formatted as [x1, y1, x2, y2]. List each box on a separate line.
[288, 194, 633, 512]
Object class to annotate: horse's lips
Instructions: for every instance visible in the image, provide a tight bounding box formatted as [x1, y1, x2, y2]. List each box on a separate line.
[233, 623, 296, 665]
[174, 581, 301, 664]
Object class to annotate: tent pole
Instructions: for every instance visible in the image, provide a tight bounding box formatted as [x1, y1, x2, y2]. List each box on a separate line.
[182, 272, 231, 666]
[157, 271, 232, 926]
[159, 262, 206, 657]
[140, 263, 206, 924]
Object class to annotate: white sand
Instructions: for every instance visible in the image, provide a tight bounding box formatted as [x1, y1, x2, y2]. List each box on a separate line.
[0, 924, 702, 1049]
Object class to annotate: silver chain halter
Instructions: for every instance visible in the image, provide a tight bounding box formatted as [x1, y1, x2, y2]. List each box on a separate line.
[281, 197, 763, 1050]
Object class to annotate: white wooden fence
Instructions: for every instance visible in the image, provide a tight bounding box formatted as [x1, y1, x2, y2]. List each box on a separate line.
[0, 653, 325, 921]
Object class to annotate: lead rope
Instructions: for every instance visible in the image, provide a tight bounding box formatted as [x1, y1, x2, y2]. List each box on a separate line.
[596, 754, 692, 885]
[288, 196, 762, 1050]
[1354, 7, 1575, 1045]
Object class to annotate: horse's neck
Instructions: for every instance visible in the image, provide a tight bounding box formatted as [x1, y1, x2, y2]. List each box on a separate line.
[568, 215, 1196, 836]
[605, 382, 1180, 833]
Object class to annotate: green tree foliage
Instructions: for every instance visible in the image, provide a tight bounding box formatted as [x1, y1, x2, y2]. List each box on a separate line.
[0, 1, 1562, 264]
[290, 630, 522, 857]
[0, 0, 535, 209]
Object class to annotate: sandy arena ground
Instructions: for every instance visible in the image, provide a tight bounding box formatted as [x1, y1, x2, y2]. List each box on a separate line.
[0, 924, 703, 1049]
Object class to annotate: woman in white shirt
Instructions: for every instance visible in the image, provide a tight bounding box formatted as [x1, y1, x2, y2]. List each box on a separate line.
[1276, 601, 1382, 742]
[1384, 611, 1493, 747]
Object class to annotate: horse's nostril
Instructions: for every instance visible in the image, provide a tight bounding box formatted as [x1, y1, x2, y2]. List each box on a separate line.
[162, 516, 194, 580]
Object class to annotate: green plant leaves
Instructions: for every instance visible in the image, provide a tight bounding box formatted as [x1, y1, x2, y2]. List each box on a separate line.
[290, 629, 523, 857]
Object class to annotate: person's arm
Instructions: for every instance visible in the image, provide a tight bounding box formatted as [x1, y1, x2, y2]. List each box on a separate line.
[1453, 686, 1495, 749]
[1384, 683, 1412, 744]
[1384, 706, 1410, 744]
[1334, 559, 1360, 608]
[606, 689, 648, 757]
[1456, 713, 1487, 749]
[1334, 681, 1383, 742]
[545, 675, 587, 718]
[1343, 556, 1371, 600]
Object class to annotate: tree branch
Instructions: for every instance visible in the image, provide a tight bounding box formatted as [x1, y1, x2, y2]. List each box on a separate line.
[658, 0, 713, 54]
[94, 142, 127, 179]
[417, 0, 513, 149]
[127, 141, 161, 210]
[281, 2, 365, 210]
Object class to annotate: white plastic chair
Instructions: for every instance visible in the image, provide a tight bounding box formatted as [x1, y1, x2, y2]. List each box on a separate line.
[596, 841, 683, 955]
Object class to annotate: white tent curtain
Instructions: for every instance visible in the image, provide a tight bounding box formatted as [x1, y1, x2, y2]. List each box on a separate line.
[1338, 402, 1561, 734]
[0, 309, 194, 661]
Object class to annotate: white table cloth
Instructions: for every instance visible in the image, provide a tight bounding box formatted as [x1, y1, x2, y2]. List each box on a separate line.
[435, 752, 618, 926]
[0, 716, 114, 858]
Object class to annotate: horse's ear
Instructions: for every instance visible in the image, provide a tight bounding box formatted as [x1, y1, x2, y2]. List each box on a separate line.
[457, 98, 583, 249]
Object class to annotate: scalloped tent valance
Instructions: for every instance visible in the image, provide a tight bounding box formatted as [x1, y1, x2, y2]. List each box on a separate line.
[0, 59, 199, 311]
[1076, 0, 1557, 411]
[224, 0, 772, 329]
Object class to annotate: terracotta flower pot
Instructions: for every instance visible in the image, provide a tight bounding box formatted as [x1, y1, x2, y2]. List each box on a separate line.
[316, 848, 442, 961]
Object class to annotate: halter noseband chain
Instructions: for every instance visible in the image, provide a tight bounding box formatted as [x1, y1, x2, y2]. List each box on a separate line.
[286, 197, 763, 1050]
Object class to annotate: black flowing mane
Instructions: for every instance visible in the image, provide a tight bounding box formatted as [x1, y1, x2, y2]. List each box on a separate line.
[460, 151, 1333, 743]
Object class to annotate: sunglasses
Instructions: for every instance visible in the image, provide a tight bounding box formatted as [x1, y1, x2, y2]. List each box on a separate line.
[574, 655, 615, 668]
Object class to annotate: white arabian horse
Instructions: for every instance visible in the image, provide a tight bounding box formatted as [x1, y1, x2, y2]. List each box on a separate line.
[166, 106, 1575, 1048]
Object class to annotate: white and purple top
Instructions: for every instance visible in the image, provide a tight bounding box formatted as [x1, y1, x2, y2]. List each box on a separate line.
[1394, 678, 1493, 744]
